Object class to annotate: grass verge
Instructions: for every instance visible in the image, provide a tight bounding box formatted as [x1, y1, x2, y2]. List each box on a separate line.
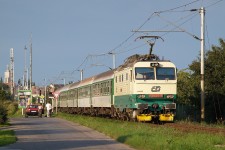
[57, 112, 225, 150]
[0, 130, 16, 146]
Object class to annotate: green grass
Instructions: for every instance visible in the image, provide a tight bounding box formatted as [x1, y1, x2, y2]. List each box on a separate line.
[0, 130, 16, 146]
[57, 113, 225, 150]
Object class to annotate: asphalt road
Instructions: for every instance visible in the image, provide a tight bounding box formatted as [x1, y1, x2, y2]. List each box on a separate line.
[0, 117, 135, 150]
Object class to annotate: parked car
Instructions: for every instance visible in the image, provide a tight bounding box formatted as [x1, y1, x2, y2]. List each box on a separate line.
[25, 104, 42, 118]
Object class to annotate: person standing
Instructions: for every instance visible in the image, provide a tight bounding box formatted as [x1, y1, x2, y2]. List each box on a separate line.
[38, 104, 43, 118]
[45, 102, 52, 117]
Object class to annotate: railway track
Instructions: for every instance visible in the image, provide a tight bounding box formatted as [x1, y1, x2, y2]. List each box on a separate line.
[164, 122, 225, 135]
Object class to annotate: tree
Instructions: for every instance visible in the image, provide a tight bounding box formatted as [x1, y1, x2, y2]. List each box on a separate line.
[0, 83, 11, 101]
[178, 38, 225, 122]
[204, 38, 225, 122]
[177, 69, 193, 104]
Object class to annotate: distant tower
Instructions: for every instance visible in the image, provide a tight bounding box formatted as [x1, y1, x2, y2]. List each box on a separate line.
[10, 48, 14, 95]
[4, 65, 10, 83]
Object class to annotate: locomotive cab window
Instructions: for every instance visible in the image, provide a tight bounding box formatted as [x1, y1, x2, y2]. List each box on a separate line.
[135, 67, 154, 80]
[156, 67, 176, 80]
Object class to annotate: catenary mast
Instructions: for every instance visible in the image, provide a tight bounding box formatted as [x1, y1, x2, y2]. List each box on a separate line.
[200, 7, 205, 121]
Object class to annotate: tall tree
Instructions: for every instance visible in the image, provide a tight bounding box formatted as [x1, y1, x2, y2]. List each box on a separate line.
[178, 38, 225, 122]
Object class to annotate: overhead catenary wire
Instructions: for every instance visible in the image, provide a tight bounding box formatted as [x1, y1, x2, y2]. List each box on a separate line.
[155, 0, 200, 14]
[76, 0, 204, 64]
[112, 0, 224, 55]
[157, 12, 200, 40]
[155, 12, 201, 41]
[205, 15, 211, 52]
[55, 0, 224, 83]
[110, 1, 203, 55]
[68, 1, 203, 78]
[205, 0, 224, 9]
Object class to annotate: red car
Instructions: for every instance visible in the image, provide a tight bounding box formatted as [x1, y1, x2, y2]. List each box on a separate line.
[25, 104, 42, 118]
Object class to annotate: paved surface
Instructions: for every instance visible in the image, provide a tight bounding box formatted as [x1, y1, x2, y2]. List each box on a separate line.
[0, 117, 135, 150]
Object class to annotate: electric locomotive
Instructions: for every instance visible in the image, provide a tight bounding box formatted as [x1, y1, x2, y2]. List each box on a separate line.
[113, 54, 177, 122]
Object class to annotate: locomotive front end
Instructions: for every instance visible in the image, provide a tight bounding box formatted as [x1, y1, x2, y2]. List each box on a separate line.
[134, 61, 177, 122]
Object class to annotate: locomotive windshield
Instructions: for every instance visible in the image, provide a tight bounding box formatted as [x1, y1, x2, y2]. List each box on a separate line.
[135, 68, 154, 80]
[135, 67, 176, 80]
[156, 67, 175, 80]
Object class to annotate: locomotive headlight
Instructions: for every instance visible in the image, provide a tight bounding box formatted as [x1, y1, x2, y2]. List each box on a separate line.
[137, 94, 146, 99]
[150, 63, 159, 67]
[166, 94, 174, 99]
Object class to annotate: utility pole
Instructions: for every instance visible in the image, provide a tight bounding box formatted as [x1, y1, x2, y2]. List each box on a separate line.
[80, 70, 83, 81]
[61, 78, 65, 85]
[29, 35, 32, 91]
[108, 52, 116, 69]
[200, 7, 205, 122]
[24, 46, 28, 90]
[44, 78, 47, 106]
[10, 48, 14, 98]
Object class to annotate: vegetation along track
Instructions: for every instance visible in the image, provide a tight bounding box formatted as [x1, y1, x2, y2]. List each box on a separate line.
[60, 111, 225, 136]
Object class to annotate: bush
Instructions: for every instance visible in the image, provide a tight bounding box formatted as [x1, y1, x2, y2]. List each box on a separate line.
[0, 105, 8, 124]
[6, 101, 18, 115]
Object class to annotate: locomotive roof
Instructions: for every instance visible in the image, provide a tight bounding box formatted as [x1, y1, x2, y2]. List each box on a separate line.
[116, 54, 170, 71]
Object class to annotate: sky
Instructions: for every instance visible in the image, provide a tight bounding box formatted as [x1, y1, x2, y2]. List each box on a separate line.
[0, 0, 225, 86]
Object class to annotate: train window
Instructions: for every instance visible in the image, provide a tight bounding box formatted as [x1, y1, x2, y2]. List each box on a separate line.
[135, 68, 154, 80]
[130, 70, 132, 82]
[126, 73, 128, 81]
[156, 67, 175, 80]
